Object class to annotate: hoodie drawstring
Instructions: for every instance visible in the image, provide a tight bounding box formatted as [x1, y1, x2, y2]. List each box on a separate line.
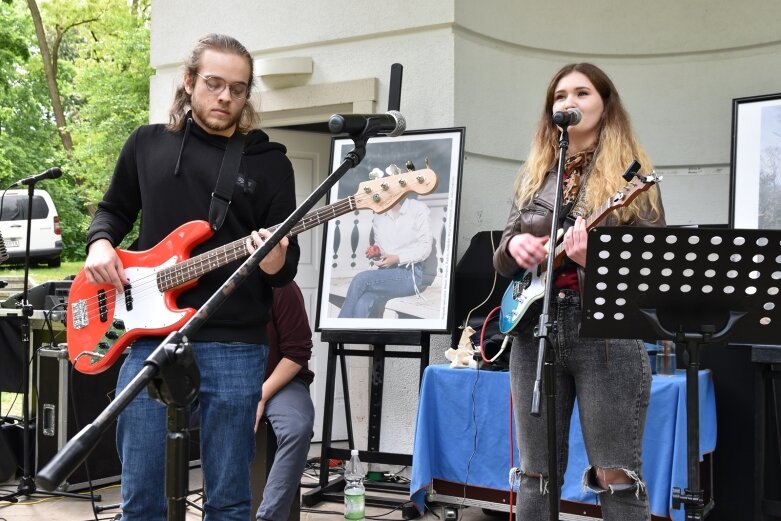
[173, 117, 192, 176]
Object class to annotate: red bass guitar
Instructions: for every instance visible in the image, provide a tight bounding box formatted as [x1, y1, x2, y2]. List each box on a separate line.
[67, 168, 438, 374]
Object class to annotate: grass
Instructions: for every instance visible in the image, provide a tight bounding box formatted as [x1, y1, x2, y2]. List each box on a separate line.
[1, 261, 83, 418]
[0, 261, 83, 284]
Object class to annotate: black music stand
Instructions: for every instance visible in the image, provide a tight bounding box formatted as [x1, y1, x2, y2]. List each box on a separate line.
[581, 226, 781, 520]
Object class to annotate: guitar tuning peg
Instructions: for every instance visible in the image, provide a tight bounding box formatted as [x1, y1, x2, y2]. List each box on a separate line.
[385, 164, 401, 177]
[405, 160, 416, 171]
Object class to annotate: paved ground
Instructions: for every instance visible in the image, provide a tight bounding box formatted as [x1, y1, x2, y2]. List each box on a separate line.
[1, 463, 493, 521]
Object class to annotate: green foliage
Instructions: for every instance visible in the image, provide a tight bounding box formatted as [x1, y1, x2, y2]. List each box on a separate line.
[0, 0, 152, 262]
[0, 2, 60, 185]
[67, 0, 153, 202]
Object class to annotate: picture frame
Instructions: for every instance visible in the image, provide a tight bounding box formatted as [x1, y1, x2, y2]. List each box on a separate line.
[315, 128, 465, 332]
[729, 93, 781, 229]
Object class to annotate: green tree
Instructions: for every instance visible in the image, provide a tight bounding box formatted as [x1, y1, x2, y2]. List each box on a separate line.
[55, 0, 152, 259]
[0, 0, 60, 186]
[0, 0, 151, 262]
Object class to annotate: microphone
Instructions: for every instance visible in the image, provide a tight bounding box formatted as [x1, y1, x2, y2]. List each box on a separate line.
[16, 167, 62, 186]
[328, 110, 406, 138]
[552, 108, 582, 127]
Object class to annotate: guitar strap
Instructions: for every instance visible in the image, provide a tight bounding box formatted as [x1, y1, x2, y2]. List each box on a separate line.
[208, 131, 247, 231]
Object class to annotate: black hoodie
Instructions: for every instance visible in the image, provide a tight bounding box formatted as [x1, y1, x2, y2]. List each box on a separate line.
[87, 116, 300, 343]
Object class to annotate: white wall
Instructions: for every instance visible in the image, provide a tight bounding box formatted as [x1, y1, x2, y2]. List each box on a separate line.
[149, 1, 455, 126]
[149, 0, 781, 461]
[452, 0, 781, 251]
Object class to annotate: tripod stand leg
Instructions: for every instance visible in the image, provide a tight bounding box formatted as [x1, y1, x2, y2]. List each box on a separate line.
[0, 315, 98, 504]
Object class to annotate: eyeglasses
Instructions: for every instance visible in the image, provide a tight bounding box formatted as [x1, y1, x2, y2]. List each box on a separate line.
[195, 73, 248, 100]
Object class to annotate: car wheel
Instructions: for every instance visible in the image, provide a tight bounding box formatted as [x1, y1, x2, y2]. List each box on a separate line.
[48, 256, 61, 268]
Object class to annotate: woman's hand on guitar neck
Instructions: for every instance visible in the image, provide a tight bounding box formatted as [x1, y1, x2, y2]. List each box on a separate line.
[562, 216, 588, 267]
[507, 233, 550, 270]
[84, 238, 128, 292]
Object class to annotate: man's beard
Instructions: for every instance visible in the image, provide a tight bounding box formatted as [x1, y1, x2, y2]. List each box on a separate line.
[191, 97, 242, 132]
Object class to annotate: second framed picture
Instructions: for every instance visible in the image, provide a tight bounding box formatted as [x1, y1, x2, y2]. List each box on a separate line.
[315, 128, 464, 332]
[729, 92, 781, 228]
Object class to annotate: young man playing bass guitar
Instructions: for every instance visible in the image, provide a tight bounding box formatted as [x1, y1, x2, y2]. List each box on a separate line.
[82, 34, 299, 521]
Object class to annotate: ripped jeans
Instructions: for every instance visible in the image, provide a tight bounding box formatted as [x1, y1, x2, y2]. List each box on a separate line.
[510, 289, 651, 521]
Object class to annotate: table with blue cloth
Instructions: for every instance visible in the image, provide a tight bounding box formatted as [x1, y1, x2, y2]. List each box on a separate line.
[410, 364, 716, 521]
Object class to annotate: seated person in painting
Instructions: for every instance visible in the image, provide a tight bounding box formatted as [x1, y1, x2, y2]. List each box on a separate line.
[338, 166, 434, 319]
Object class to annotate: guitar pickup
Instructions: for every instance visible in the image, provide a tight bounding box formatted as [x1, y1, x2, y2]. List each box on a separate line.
[123, 284, 133, 311]
[97, 289, 108, 322]
[512, 273, 532, 300]
[71, 300, 88, 329]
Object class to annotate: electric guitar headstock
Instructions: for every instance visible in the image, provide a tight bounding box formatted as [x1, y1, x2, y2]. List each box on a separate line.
[607, 171, 663, 211]
[352, 168, 438, 213]
[586, 170, 662, 227]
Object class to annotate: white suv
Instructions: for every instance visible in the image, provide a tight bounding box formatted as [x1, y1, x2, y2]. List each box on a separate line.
[0, 189, 63, 267]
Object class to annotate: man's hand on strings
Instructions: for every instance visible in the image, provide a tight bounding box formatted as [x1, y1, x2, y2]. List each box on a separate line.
[246, 229, 289, 275]
[84, 238, 127, 293]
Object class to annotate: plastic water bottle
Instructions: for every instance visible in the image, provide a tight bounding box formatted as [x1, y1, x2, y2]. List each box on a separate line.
[344, 449, 365, 520]
[656, 340, 677, 376]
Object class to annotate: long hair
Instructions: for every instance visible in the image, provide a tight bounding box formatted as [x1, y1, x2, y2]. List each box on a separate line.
[514, 63, 662, 223]
[167, 34, 260, 133]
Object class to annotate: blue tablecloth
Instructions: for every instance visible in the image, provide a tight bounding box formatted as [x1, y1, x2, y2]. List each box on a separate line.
[411, 365, 716, 521]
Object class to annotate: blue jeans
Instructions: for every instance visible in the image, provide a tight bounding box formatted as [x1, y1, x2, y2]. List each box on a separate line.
[338, 265, 422, 318]
[510, 290, 651, 521]
[116, 340, 267, 521]
[256, 378, 314, 521]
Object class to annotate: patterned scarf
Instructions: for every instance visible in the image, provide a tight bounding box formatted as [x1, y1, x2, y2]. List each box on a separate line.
[562, 148, 596, 217]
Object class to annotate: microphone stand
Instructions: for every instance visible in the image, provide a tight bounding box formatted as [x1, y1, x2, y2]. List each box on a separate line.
[530, 124, 572, 521]
[37, 135, 371, 521]
[0, 179, 94, 504]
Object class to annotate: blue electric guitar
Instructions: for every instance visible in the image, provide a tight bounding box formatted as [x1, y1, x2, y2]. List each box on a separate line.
[498, 171, 662, 334]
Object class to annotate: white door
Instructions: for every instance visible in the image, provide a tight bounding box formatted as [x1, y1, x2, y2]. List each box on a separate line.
[265, 128, 347, 441]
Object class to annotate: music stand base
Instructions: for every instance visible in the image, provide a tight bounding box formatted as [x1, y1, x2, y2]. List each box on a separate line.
[672, 487, 715, 520]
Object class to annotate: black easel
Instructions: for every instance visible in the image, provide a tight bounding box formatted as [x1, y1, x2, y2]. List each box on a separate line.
[0, 178, 95, 504]
[301, 329, 428, 519]
[581, 225, 781, 520]
[301, 62, 431, 519]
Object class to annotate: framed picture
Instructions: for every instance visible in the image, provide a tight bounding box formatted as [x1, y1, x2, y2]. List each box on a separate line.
[729, 93, 781, 228]
[315, 128, 465, 332]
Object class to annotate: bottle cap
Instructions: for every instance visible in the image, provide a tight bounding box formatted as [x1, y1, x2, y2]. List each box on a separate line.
[351, 449, 359, 456]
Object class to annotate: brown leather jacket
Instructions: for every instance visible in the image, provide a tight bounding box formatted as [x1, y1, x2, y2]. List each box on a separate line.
[493, 171, 666, 289]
